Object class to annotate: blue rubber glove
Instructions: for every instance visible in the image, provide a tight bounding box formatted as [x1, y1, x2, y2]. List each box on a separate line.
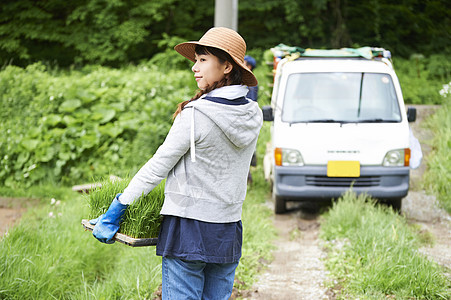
[89, 193, 128, 244]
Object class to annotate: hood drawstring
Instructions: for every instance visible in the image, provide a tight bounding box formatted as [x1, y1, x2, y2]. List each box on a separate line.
[190, 107, 196, 162]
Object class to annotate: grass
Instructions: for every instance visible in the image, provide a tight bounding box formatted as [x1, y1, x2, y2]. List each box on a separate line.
[0, 181, 77, 202]
[237, 164, 277, 289]
[0, 153, 275, 299]
[320, 190, 451, 299]
[1, 55, 449, 299]
[423, 100, 451, 214]
[86, 177, 165, 238]
[0, 191, 163, 299]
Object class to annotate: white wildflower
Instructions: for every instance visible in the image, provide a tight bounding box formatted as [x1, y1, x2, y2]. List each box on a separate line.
[50, 198, 56, 205]
[439, 82, 450, 98]
[48, 212, 55, 218]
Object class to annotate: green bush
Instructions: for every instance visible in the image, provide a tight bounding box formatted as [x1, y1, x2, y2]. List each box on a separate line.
[394, 55, 448, 105]
[0, 62, 195, 188]
[427, 54, 451, 81]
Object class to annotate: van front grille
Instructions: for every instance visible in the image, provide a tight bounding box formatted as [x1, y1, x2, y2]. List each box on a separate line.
[305, 176, 380, 187]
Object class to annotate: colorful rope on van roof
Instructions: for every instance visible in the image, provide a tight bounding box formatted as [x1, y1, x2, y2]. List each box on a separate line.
[271, 43, 391, 60]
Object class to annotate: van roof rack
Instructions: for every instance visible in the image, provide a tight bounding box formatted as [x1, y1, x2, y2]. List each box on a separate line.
[271, 44, 392, 60]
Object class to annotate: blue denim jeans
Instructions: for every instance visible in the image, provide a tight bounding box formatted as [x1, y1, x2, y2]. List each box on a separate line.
[162, 257, 239, 300]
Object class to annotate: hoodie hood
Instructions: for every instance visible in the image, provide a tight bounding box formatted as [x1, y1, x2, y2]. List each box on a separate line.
[187, 85, 263, 149]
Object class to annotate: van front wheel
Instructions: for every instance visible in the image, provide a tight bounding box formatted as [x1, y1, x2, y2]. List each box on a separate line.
[388, 198, 402, 212]
[274, 195, 286, 214]
[272, 184, 286, 214]
[273, 191, 286, 214]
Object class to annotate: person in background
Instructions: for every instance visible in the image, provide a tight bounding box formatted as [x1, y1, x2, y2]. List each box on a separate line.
[244, 55, 258, 183]
[89, 27, 262, 300]
[244, 55, 258, 102]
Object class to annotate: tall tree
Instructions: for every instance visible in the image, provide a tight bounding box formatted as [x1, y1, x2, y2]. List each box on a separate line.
[0, 0, 449, 66]
[0, 0, 214, 66]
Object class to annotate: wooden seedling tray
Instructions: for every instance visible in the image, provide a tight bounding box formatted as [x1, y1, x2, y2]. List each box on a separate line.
[81, 219, 157, 247]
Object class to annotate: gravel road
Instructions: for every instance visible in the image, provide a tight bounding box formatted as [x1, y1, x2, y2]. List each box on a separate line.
[243, 105, 450, 299]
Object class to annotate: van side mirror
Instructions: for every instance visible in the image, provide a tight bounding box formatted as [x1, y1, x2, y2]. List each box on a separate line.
[262, 106, 274, 121]
[407, 107, 416, 122]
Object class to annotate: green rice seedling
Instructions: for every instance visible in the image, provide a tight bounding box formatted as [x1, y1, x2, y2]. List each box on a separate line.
[86, 177, 165, 238]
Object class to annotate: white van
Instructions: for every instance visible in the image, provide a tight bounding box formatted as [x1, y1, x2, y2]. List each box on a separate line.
[262, 47, 417, 213]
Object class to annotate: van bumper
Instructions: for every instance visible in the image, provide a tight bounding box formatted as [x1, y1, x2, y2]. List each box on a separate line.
[274, 165, 409, 200]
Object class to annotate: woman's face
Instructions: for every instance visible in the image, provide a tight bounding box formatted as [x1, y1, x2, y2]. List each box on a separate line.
[192, 52, 232, 90]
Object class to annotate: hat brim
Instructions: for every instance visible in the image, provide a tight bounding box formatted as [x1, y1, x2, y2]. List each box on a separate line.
[175, 41, 258, 87]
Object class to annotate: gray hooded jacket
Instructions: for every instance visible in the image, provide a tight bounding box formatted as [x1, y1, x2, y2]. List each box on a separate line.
[119, 85, 263, 223]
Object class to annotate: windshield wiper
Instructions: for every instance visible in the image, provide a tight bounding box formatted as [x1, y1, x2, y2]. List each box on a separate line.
[357, 118, 398, 123]
[290, 118, 398, 125]
[304, 119, 339, 123]
[289, 119, 347, 125]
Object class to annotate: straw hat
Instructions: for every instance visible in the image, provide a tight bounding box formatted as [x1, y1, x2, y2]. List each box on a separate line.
[174, 27, 258, 87]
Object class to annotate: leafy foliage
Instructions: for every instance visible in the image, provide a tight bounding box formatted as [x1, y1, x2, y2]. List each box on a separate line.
[239, 0, 450, 58]
[0, 62, 195, 188]
[0, 0, 213, 66]
[394, 54, 449, 104]
[1, 0, 449, 66]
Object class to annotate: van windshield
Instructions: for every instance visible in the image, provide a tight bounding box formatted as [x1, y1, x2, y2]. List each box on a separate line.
[281, 72, 402, 123]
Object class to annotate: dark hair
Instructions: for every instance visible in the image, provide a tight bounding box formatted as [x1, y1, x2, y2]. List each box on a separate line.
[173, 45, 243, 119]
[195, 45, 243, 86]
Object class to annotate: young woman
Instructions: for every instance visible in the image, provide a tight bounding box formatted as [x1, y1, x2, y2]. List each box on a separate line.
[90, 27, 262, 299]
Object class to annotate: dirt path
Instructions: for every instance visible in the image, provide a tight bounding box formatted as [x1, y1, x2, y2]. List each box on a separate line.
[0, 197, 38, 237]
[246, 208, 329, 299]
[246, 105, 450, 299]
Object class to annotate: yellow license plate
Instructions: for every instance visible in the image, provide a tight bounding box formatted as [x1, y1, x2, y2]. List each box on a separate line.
[327, 161, 360, 177]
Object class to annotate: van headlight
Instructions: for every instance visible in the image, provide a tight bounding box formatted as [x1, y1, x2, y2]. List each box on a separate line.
[383, 148, 410, 167]
[275, 148, 304, 166]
